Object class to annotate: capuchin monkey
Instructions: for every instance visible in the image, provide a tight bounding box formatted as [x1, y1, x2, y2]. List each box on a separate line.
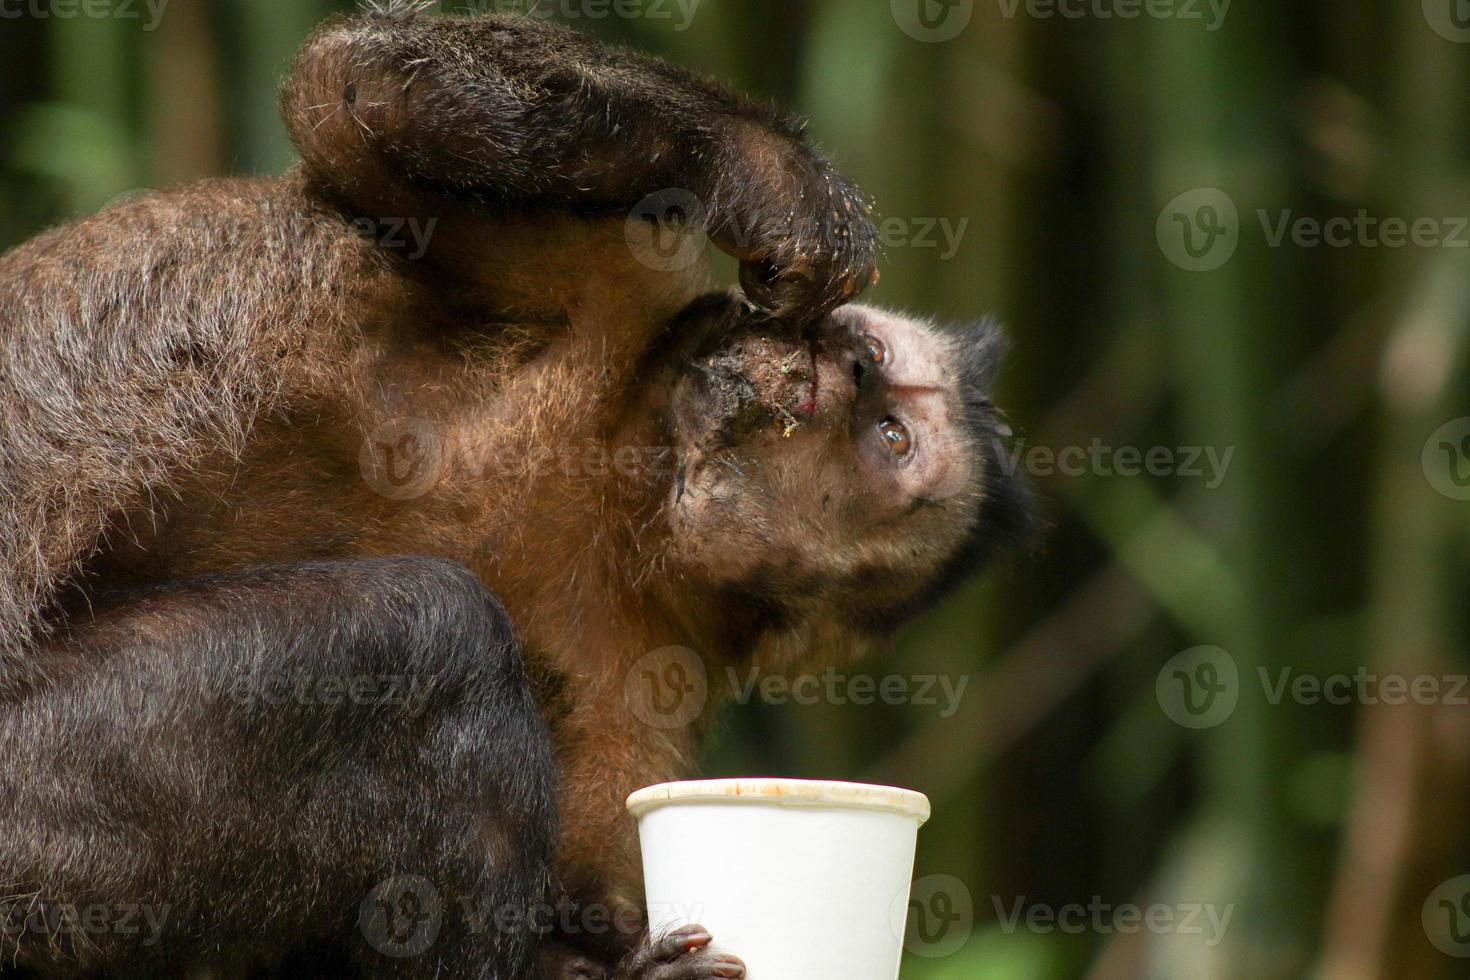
[0, 3, 1031, 978]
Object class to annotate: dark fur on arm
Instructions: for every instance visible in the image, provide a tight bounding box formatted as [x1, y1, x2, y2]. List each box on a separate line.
[0, 556, 556, 977]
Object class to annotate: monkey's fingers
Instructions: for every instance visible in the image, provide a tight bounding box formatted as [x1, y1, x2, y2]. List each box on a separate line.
[706, 137, 879, 327]
[616, 924, 746, 980]
[733, 247, 877, 327]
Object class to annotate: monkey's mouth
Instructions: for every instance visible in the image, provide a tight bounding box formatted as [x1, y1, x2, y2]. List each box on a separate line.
[670, 329, 821, 453]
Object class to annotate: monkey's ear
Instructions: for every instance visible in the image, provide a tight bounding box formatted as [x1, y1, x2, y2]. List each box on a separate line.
[961, 319, 1040, 567]
[925, 318, 1041, 595]
[952, 316, 1009, 395]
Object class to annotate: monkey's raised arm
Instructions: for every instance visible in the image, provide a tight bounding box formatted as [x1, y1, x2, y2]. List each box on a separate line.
[282, 5, 878, 321]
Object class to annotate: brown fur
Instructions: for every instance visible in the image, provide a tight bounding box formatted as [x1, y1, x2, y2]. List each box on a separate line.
[0, 7, 1022, 934]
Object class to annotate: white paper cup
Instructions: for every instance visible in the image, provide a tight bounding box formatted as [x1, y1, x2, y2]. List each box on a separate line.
[626, 778, 931, 980]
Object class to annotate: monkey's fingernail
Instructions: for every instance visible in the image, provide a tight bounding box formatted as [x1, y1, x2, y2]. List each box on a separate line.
[712, 964, 745, 979]
[679, 931, 712, 950]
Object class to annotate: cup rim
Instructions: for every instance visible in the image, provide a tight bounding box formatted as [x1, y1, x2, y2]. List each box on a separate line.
[626, 777, 931, 824]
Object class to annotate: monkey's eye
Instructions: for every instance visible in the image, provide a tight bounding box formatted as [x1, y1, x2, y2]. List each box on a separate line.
[878, 418, 912, 457]
[862, 334, 887, 365]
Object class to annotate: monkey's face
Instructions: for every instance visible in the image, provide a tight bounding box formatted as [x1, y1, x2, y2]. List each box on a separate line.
[659, 301, 1028, 634]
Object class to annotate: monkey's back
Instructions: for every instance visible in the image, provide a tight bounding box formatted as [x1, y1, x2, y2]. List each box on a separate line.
[0, 174, 401, 658]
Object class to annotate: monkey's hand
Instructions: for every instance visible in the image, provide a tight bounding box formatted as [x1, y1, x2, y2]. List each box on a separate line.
[706, 122, 879, 326]
[539, 925, 743, 980]
[614, 925, 745, 980]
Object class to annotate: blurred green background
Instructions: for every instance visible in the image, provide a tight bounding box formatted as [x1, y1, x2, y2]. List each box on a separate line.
[3, 1, 1469, 978]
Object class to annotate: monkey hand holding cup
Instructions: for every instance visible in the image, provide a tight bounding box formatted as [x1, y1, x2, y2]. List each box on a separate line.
[626, 778, 930, 980]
